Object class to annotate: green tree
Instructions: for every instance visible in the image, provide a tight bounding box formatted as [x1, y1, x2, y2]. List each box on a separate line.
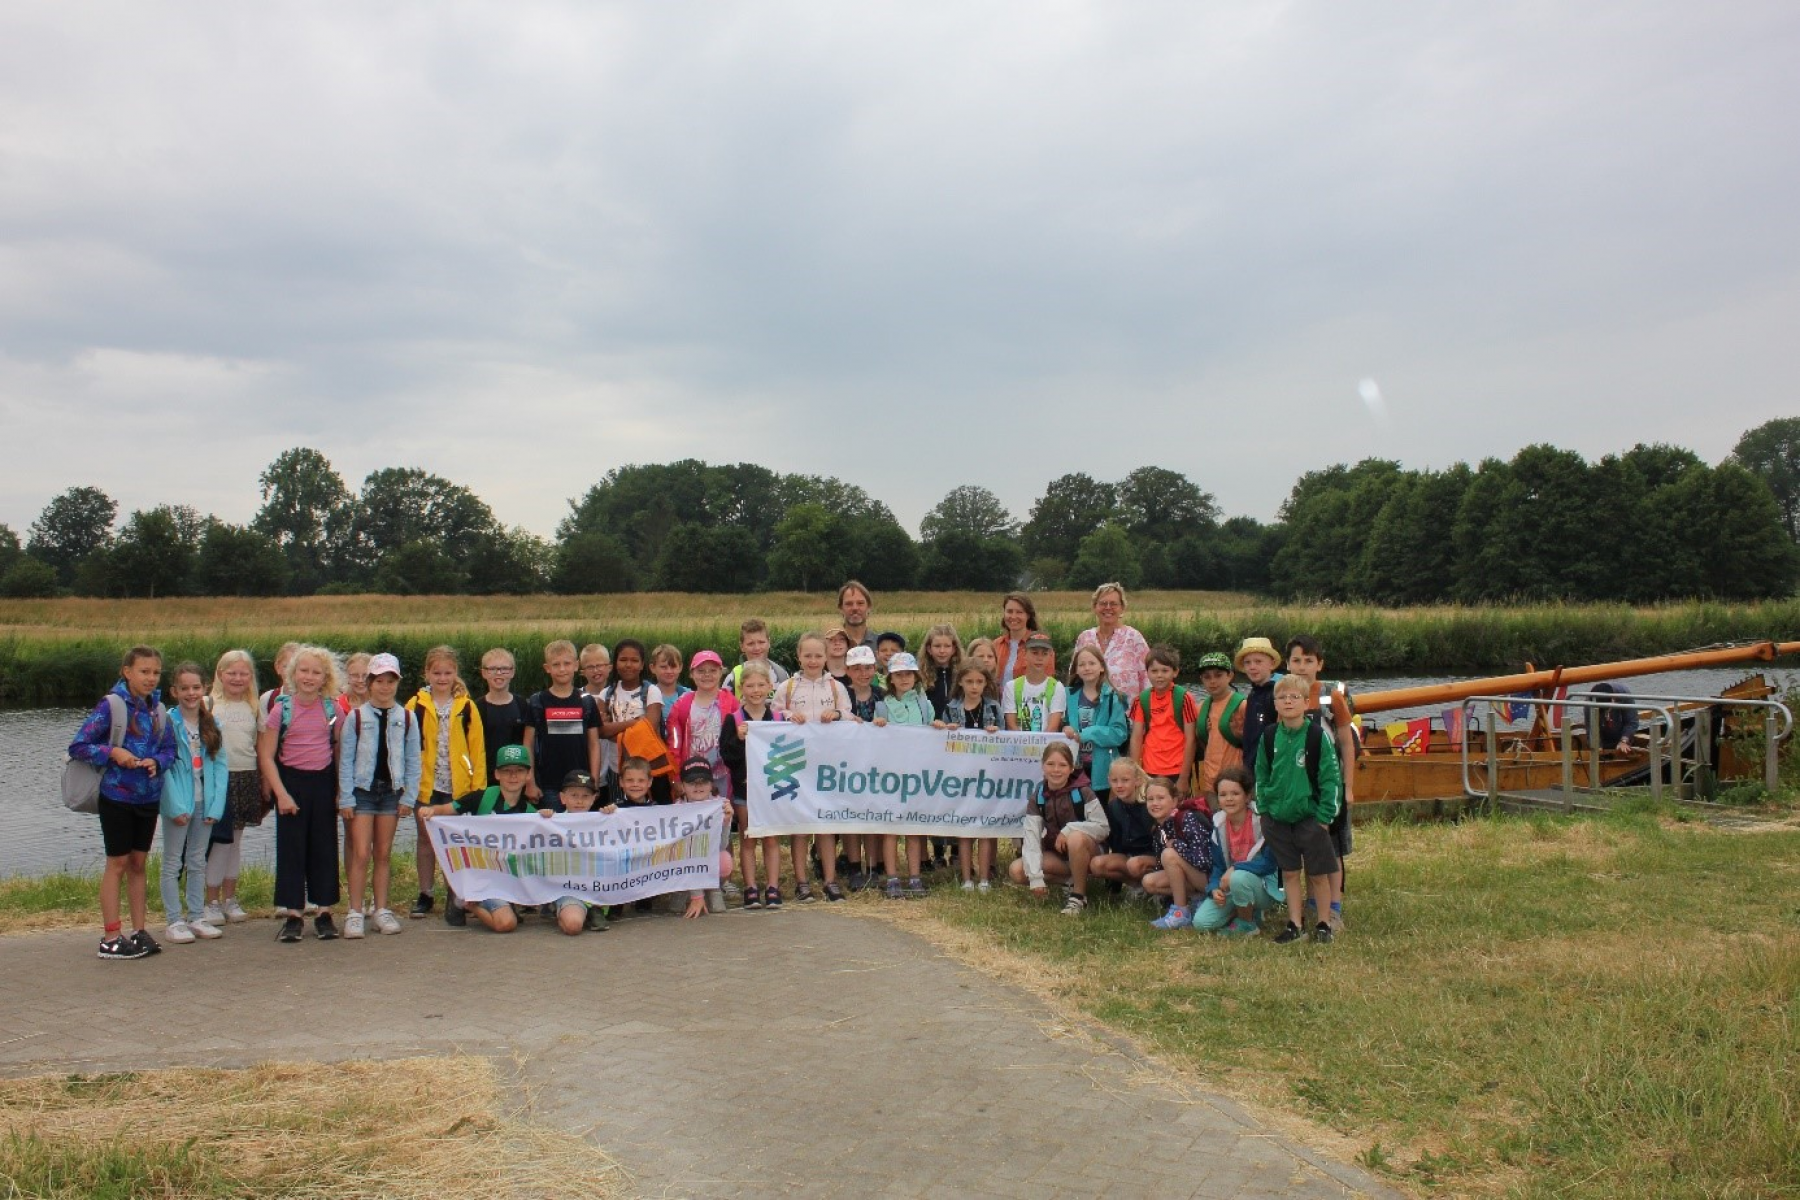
[920, 485, 1016, 543]
[766, 504, 847, 592]
[1068, 522, 1143, 590]
[841, 515, 919, 592]
[1021, 473, 1118, 566]
[1728, 418, 1800, 542]
[465, 527, 553, 595]
[253, 448, 351, 593]
[1269, 460, 1401, 599]
[346, 468, 498, 580]
[1117, 467, 1217, 545]
[0, 555, 57, 598]
[26, 486, 117, 585]
[917, 529, 1023, 591]
[551, 531, 637, 594]
[652, 524, 764, 593]
[1666, 463, 1798, 599]
[1354, 466, 1470, 603]
[196, 522, 289, 596]
[0, 523, 20, 578]
[104, 506, 201, 598]
[374, 540, 464, 595]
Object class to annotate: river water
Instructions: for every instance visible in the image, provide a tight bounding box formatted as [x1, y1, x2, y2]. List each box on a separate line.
[3, 666, 1791, 878]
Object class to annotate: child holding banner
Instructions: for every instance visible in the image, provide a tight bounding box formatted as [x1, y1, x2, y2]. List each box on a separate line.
[720, 662, 785, 909]
[419, 744, 544, 934]
[935, 660, 1004, 891]
[877, 653, 936, 900]
[677, 757, 734, 917]
[773, 633, 851, 903]
[543, 769, 614, 934]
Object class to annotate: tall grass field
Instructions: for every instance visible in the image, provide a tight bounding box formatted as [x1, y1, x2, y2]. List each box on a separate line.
[1, 592, 1796, 707]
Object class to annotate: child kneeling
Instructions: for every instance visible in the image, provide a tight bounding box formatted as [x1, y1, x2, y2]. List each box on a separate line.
[1192, 767, 1283, 935]
[540, 769, 616, 934]
[1007, 742, 1108, 915]
[419, 744, 546, 933]
[677, 756, 735, 917]
[1140, 777, 1212, 929]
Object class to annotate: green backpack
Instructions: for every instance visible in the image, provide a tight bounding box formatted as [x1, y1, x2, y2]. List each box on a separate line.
[1195, 691, 1245, 755]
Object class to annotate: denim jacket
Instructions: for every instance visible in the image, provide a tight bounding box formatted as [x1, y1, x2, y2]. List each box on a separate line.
[337, 701, 423, 805]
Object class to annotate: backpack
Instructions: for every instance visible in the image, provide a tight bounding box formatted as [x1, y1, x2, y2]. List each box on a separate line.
[1256, 717, 1325, 802]
[274, 693, 339, 758]
[61, 694, 169, 813]
[352, 704, 414, 742]
[1011, 676, 1064, 731]
[1136, 685, 1191, 730]
[1195, 691, 1245, 755]
[470, 785, 525, 816]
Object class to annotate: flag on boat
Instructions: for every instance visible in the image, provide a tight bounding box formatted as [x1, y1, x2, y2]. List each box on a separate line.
[1385, 719, 1430, 755]
[1507, 694, 1532, 722]
[1544, 685, 1570, 729]
[1441, 705, 1466, 748]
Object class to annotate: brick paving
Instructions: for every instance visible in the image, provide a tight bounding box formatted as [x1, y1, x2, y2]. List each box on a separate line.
[0, 908, 1398, 1199]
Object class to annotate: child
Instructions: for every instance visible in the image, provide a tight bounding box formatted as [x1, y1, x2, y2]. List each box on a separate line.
[259, 641, 300, 716]
[335, 652, 372, 717]
[579, 643, 616, 794]
[523, 639, 601, 813]
[965, 637, 1001, 685]
[475, 648, 528, 782]
[419, 743, 545, 934]
[202, 648, 261, 927]
[720, 661, 785, 908]
[725, 619, 789, 695]
[666, 650, 742, 800]
[1086, 757, 1158, 894]
[336, 652, 421, 939]
[598, 638, 669, 801]
[71, 645, 176, 959]
[1257, 675, 1343, 944]
[541, 768, 615, 934]
[615, 756, 656, 807]
[1127, 645, 1198, 795]
[1284, 634, 1358, 934]
[1004, 632, 1066, 734]
[159, 662, 227, 944]
[1063, 644, 1129, 799]
[406, 645, 487, 925]
[1192, 651, 1247, 797]
[1140, 777, 1213, 929]
[843, 645, 888, 725]
[935, 660, 1003, 891]
[1192, 766, 1282, 935]
[259, 644, 343, 944]
[1007, 741, 1107, 915]
[824, 627, 853, 689]
[649, 643, 692, 738]
[874, 631, 905, 677]
[917, 623, 965, 720]
[773, 632, 851, 902]
[877, 652, 935, 899]
[1234, 636, 1284, 780]
[677, 757, 735, 917]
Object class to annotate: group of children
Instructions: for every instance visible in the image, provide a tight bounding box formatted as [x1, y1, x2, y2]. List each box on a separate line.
[69, 601, 1360, 958]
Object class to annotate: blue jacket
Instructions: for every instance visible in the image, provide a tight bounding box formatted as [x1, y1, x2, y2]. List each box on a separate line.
[1065, 684, 1129, 785]
[337, 701, 424, 804]
[943, 695, 1003, 730]
[69, 682, 177, 807]
[1206, 807, 1280, 893]
[158, 706, 228, 822]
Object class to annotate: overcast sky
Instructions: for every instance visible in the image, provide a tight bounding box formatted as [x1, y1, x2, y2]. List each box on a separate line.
[3, 2, 1796, 542]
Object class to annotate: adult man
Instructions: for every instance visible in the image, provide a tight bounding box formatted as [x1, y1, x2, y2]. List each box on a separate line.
[836, 580, 879, 650]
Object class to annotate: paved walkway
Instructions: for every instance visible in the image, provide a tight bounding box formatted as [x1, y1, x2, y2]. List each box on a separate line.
[0, 909, 1397, 1199]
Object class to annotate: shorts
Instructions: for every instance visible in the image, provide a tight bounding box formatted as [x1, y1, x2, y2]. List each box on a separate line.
[350, 788, 402, 817]
[1261, 815, 1340, 878]
[479, 898, 513, 914]
[552, 896, 590, 915]
[1328, 797, 1353, 858]
[97, 797, 160, 858]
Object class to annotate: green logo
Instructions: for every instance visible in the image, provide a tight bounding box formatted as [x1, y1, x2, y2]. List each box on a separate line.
[763, 733, 807, 801]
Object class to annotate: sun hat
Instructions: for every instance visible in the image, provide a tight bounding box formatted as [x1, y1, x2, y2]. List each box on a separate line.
[689, 650, 723, 671]
[1233, 637, 1282, 671]
[367, 652, 402, 678]
[845, 646, 877, 667]
[1196, 652, 1234, 674]
[885, 652, 920, 674]
[495, 744, 531, 769]
[825, 626, 851, 644]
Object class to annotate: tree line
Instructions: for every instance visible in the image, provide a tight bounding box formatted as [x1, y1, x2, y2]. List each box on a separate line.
[2, 419, 1795, 602]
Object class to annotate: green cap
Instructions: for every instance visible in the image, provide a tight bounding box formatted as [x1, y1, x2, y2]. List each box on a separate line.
[1197, 652, 1234, 673]
[495, 744, 530, 769]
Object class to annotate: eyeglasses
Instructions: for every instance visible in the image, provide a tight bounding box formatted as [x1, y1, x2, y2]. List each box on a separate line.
[483, 666, 515, 674]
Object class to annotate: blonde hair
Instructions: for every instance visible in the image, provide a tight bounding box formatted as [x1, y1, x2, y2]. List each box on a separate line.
[917, 623, 964, 694]
[579, 642, 610, 664]
[285, 645, 344, 700]
[422, 644, 469, 698]
[544, 639, 577, 662]
[481, 647, 515, 668]
[1273, 674, 1310, 699]
[1106, 755, 1148, 798]
[210, 649, 259, 703]
[795, 631, 828, 655]
[650, 642, 683, 669]
[1091, 581, 1128, 609]
[1065, 643, 1114, 692]
[273, 641, 301, 673]
[343, 652, 373, 696]
[737, 660, 772, 685]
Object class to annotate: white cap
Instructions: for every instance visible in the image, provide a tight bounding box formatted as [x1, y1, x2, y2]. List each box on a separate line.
[845, 646, 877, 667]
[367, 652, 402, 678]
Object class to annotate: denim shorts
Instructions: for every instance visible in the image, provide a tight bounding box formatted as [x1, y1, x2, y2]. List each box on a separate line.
[552, 896, 589, 915]
[479, 898, 513, 914]
[351, 788, 402, 817]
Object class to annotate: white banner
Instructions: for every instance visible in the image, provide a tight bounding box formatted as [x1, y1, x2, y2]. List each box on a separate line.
[426, 807, 722, 906]
[746, 722, 1060, 836]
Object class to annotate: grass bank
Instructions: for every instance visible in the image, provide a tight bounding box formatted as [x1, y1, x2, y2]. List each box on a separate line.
[3, 593, 1796, 708]
[861, 809, 1800, 1199]
[0, 1055, 619, 1198]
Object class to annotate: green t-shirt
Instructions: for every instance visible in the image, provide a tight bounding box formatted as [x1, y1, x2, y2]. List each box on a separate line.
[1257, 721, 1341, 825]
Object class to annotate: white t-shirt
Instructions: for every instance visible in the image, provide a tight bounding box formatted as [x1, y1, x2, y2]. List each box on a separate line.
[212, 698, 260, 771]
[1010, 676, 1067, 732]
[602, 681, 664, 725]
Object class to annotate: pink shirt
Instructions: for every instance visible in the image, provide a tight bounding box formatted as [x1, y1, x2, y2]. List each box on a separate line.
[774, 674, 851, 720]
[1074, 625, 1150, 699]
[264, 696, 335, 770]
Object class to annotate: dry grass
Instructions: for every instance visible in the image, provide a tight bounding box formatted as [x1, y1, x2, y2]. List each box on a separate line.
[0, 1056, 622, 1199]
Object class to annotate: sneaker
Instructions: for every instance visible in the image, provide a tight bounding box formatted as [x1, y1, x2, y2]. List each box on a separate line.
[823, 882, 846, 903]
[706, 888, 727, 914]
[129, 929, 162, 956]
[1328, 908, 1346, 934]
[374, 909, 403, 935]
[278, 916, 304, 943]
[1313, 922, 1334, 945]
[722, 879, 744, 902]
[1223, 918, 1260, 937]
[314, 913, 339, 941]
[977, 878, 991, 894]
[847, 867, 868, 893]
[444, 904, 467, 927]
[201, 903, 226, 927]
[409, 893, 434, 918]
[885, 877, 903, 900]
[1151, 905, 1191, 930]
[97, 933, 147, 960]
[742, 886, 763, 911]
[961, 878, 976, 892]
[583, 906, 609, 932]
[190, 919, 223, 940]
[165, 920, 196, 945]
[1060, 892, 1088, 916]
[343, 911, 366, 940]
[906, 876, 927, 900]
[1273, 922, 1306, 945]
[765, 887, 783, 910]
[796, 883, 816, 904]
[223, 899, 249, 924]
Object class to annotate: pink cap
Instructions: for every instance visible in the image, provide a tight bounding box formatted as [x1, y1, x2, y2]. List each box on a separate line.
[689, 650, 724, 671]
